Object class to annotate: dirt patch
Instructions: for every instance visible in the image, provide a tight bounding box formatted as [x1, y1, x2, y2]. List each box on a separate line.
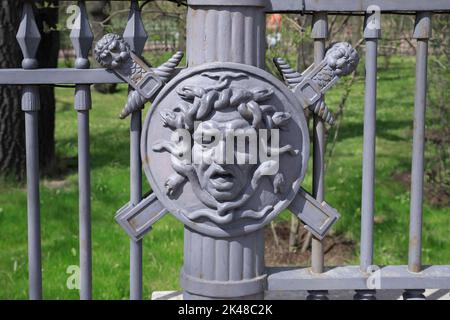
[264, 221, 355, 267]
[43, 178, 70, 190]
[392, 171, 450, 207]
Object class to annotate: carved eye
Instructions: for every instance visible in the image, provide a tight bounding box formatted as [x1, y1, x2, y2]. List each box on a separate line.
[120, 51, 130, 61]
[109, 40, 119, 52]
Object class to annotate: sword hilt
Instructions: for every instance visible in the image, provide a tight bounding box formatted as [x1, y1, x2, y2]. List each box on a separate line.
[274, 42, 359, 125]
[95, 33, 183, 119]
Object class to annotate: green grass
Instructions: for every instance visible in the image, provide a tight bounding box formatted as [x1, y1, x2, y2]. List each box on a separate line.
[0, 54, 448, 299]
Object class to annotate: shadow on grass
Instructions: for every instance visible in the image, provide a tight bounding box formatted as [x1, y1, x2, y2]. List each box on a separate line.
[55, 127, 130, 172]
[333, 119, 411, 142]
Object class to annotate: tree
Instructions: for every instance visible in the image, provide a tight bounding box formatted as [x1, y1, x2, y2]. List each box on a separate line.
[35, 0, 59, 175]
[0, 1, 24, 180]
[0, 1, 59, 180]
[88, 0, 117, 94]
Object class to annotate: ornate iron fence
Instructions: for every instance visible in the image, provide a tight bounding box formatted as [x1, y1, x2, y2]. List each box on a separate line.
[0, 0, 449, 300]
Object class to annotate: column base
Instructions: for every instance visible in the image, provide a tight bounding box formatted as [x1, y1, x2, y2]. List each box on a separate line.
[180, 268, 266, 300]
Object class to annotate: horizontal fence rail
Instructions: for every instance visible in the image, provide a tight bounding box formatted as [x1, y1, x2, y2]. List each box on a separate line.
[0, 0, 449, 300]
[267, 266, 450, 291]
[265, 0, 450, 13]
[0, 68, 183, 85]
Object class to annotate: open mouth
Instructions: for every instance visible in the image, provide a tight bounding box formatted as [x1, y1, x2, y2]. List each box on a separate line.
[210, 171, 234, 180]
[209, 167, 235, 190]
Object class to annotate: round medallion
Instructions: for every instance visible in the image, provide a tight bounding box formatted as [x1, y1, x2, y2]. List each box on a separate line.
[142, 62, 309, 237]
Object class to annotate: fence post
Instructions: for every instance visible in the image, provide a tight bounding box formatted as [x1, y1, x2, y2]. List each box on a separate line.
[16, 0, 42, 300]
[403, 11, 432, 301]
[123, 0, 147, 300]
[182, 0, 266, 300]
[355, 7, 381, 301]
[308, 12, 328, 301]
[70, 0, 93, 300]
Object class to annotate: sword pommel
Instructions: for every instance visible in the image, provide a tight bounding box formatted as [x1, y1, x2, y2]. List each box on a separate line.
[95, 33, 184, 119]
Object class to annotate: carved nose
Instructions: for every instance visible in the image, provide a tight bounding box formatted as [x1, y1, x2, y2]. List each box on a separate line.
[212, 140, 228, 165]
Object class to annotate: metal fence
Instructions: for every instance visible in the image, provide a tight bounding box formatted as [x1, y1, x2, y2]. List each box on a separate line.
[0, 0, 449, 300]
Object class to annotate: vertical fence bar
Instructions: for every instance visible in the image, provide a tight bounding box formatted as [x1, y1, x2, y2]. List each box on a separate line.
[403, 12, 432, 301]
[16, 1, 42, 300]
[123, 0, 147, 300]
[307, 12, 328, 301]
[70, 0, 94, 300]
[355, 9, 381, 301]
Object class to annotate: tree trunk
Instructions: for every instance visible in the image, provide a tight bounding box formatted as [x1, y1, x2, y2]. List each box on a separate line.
[0, 1, 25, 180]
[88, 0, 117, 94]
[0, 1, 59, 181]
[288, 215, 300, 252]
[36, 0, 59, 175]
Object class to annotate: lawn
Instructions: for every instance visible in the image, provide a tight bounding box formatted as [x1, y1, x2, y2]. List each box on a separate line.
[0, 54, 448, 299]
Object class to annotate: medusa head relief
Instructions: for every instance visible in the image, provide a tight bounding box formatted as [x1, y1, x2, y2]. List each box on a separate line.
[142, 62, 309, 236]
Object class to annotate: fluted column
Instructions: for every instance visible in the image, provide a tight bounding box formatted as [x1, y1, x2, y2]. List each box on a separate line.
[186, 2, 266, 68]
[182, 0, 267, 300]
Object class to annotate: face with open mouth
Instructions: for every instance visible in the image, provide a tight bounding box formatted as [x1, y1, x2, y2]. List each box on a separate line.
[192, 112, 256, 202]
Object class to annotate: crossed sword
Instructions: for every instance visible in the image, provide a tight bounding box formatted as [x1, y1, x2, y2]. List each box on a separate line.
[99, 36, 359, 241]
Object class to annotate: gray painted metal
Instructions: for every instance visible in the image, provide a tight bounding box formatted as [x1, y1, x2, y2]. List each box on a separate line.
[0, 68, 182, 85]
[50, 0, 450, 12]
[142, 61, 310, 238]
[310, 12, 328, 301]
[188, 0, 266, 6]
[94, 33, 183, 118]
[115, 192, 167, 241]
[181, 229, 266, 299]
[71, 0, 93, 300]
[17, 1, 42, 300]
[311, 13, 327, 277]
[24, 111, 42, 300]
[124, 0, 147, 300]
[274, 42, 359, 125]
[267, 265, 450, 291]
[403, 12, 432, 301]
[114, 42, 356, 242]
[289, 188, 340, 240]
[77, 111, 92, 300]
[265, 0, 450, 13]
[181, 2, 268, 299]
[360, 12, 380, 273]
[408, 12, 432, 274]
[357, 11, 381, 301]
